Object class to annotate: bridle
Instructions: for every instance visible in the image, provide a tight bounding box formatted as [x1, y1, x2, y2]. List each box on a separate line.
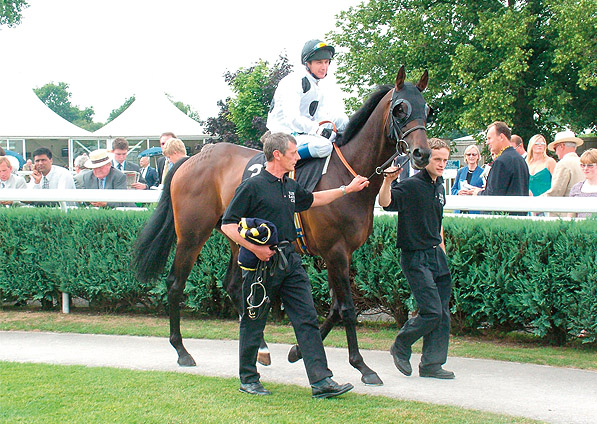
[367, 88, 427, 179]
[331, 87, 430, 181]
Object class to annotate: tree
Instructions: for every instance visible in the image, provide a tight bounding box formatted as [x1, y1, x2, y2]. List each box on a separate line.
[0, 0, 28, 27]
[329, 0, 597, 142]
[34, 82, 101, 131]
[203, 55, 292, 148]
[106, 96, 135, 123]
[167, 94, 201, 123]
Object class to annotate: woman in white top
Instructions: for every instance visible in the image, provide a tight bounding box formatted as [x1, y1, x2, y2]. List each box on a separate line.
[569, 148, 597, 218]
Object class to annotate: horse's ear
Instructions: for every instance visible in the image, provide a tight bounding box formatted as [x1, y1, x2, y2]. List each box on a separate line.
[395, 66, 406, 90]
[416, 70, 429, 92]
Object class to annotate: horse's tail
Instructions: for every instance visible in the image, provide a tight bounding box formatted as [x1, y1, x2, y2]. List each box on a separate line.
[132, 157, 190, 283]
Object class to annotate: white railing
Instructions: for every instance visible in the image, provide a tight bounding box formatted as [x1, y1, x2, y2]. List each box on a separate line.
[1, 189, 596, 214]
[0, 189, 161, 211]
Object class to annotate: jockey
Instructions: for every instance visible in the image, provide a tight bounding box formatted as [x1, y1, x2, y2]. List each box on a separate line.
[266, 39, 349, 159]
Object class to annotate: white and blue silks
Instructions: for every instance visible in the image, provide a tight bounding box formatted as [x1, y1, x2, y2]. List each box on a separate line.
[267, 71, 349, 158]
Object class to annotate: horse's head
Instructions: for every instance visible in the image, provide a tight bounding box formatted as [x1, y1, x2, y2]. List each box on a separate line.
[387, 66, 433, 170]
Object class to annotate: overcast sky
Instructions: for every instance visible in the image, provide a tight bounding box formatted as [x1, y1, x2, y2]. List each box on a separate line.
[0, 0, 363, 123]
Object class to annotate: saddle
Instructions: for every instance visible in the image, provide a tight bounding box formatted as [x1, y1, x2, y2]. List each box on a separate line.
[241, 152, 327, 192]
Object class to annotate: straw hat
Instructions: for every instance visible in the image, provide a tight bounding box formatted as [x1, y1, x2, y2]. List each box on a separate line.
[547, 130, 584, 151]
[84, 149, 112, 169]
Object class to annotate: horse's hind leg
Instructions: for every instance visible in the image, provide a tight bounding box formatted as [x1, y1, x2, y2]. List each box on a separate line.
[168, 239, 205, 367]
[223, 241, 271, 366]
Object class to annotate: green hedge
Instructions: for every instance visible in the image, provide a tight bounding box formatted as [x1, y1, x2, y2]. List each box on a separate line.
[0, 208, 595, 344]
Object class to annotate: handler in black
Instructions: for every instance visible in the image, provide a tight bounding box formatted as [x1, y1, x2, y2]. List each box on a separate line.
[378, 138, 455, 379]
[221, 131, 369, 397]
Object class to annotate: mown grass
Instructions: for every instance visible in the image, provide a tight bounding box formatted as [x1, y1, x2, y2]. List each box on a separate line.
[0, 362, 541, 424]
[1, 309, 595, 370]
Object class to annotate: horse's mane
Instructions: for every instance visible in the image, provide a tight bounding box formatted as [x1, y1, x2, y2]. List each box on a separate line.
[335, 84, 392, 147]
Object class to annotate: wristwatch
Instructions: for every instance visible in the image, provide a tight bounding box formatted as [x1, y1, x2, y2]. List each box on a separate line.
[340, 185, 346, 195]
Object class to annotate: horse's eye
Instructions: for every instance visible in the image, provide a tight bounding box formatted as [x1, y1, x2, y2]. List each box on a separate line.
[425, 104, 434, 123]
[392, 100, 411, 123]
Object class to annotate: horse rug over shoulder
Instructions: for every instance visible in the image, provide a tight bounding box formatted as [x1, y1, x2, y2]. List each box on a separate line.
[237, 217, 279, 271]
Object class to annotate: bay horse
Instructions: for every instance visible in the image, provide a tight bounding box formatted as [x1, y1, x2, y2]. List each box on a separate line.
[133, 66, 432, 386]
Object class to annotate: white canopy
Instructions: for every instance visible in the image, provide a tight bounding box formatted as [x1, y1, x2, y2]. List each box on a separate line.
[0, 81, 93, 138]
[93, 91, 208, 140]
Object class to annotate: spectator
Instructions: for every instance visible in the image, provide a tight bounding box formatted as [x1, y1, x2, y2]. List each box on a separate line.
[462, 122, 529, 215]
[29, 147, 76, 190]
[157, 131, 177, 185]
[74, 154, 89, 174]
[526, 134, 557, 196]
[379, 138, 455, 379]
[568, 148, 597, 218]
[163, 138, 187, 163]
[542, 130, 584, 198]
[0, 156, 27, 206]
[22, 159, 33, 171]
[451, 144, 484, 195]
[111, 137, 148, 190]
[73, 153, 89, 189]
[160, 138, 188, 187]
[139, 156, 159, 188]
[510, 134, 527, 158]
[80, 149, 128, 208]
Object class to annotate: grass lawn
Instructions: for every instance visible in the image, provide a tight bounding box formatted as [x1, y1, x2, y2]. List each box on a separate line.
[1, 309, 595, 370]
[0, 362, 541, 424]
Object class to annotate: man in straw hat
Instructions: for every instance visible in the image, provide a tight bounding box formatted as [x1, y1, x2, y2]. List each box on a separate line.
[80, 149, 128, 207]
[541, 130, 584, 198]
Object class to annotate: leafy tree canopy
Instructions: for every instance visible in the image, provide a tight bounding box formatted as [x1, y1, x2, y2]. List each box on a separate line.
[34, 82, 102, 131]
[106, 96, 135, 124]
[0, 0, 28, 27]
[329, 0, 597, 142]
[203, 55, 292, 148]
[167, 94, 201, 123]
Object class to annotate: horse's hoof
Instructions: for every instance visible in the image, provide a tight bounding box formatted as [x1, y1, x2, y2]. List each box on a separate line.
[362, 373, 383, 386]
[177, 354, 196, 367]
[257, 349, 271, 366]
[287, 344, 303, 363]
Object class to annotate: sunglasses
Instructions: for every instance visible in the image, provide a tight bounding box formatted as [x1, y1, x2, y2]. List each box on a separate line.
[465, 153, 478, 156]
[534, 142, 546, 146]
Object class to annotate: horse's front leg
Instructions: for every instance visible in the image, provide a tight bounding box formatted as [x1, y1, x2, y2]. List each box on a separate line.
[223, 242, 271, 366]
[287, 252, 383, 386]
[327, 254, 383, 386]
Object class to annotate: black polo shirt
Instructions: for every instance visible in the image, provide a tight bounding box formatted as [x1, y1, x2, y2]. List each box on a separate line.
[383, 168, 445, 251]
[222, 170, 314, 242]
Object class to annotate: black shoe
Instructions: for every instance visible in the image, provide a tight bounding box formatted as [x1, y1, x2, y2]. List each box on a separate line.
[239, 381, 272, 395]
[311, 377, 354, 399]
[419, 367, 455, 379]
[390, 344, 412, 376]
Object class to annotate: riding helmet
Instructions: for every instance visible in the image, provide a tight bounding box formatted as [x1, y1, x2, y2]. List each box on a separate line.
[301, 39, 335, 65]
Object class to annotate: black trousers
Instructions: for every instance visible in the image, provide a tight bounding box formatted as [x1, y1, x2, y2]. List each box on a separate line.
[239, 250, 332, 385]
[393, 247, 452, 371]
